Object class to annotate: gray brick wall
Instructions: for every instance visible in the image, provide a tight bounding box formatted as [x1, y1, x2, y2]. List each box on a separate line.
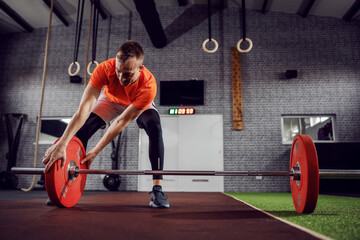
[0, 5, 359, 192]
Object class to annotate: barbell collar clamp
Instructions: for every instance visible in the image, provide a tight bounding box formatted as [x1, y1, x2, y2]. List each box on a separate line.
[291, 166, 301, 181]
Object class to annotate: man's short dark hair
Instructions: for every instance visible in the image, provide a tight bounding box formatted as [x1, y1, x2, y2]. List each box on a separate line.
[117, 40, 144, 63]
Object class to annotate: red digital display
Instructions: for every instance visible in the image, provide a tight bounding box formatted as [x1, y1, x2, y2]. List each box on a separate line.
[169, 108, 195, 115]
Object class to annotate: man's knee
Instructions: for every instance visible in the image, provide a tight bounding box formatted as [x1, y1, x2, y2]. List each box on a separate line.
[75, 113, 106, 149]
[137, 109, 162, 137]
[147, 119, 162, 136]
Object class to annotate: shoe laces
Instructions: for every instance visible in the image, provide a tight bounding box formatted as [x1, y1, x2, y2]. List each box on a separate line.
[149, 189, 168, 200]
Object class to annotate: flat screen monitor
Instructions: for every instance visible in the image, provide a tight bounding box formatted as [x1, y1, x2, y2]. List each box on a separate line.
[160, 80, 204, 106]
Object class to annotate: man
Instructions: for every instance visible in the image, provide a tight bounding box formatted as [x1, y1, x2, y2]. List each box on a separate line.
[42, 40, 169, 208]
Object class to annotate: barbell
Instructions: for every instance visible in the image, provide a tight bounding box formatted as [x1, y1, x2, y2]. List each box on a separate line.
[11, 135, 360, 213]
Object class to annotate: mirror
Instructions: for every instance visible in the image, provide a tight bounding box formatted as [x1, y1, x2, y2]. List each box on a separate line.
[39, 117, 71, 144]
[281, 115, 335, 144]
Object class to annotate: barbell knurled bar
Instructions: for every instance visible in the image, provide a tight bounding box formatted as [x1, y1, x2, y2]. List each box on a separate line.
[317, 169, 360, 179]
[10, 167, 360, 179]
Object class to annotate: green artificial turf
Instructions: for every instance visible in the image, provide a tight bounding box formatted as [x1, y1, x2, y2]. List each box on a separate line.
[226, 192, 360, 240]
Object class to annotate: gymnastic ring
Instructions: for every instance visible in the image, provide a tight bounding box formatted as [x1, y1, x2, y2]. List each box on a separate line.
[236, 38, 253, 53]
[68, 62, 80, 76]
[87, 61, 99, 75]
[202, 39, 219, 53]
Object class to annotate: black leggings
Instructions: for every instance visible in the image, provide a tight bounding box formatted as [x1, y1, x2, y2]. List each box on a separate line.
[136, 109, 164, 180]
[75, 110, 164, 180]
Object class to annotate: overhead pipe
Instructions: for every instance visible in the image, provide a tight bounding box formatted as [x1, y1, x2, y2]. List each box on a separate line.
[0, 0, 34, 33]
[343, 0, 360, 22]
[134, 0, 167, 48]
[43, 0, 69, 26]
[297, 0, 316, 18]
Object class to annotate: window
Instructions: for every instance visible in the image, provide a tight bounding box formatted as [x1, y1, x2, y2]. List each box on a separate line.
[281, 115, 335, 144]
[38, 117, 71, 144]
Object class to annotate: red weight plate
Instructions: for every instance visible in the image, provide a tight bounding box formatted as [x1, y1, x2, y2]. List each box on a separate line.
[45, 136, 87, 208]
[290, 135, 319, 213]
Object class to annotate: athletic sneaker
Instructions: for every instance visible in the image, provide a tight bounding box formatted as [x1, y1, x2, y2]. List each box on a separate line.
[149, 185, 170, 208]
[46, 198, 54, 206]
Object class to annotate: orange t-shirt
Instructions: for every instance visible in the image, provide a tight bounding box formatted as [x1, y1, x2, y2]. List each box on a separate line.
[89, 58, 157, 110]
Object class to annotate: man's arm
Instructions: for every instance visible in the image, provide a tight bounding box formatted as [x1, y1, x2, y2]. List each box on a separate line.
[81, 104, 144, 166]
[42, 85, 101, 172]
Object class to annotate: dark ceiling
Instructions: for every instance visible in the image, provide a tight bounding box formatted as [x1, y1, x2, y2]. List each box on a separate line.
[0, 0, 359, 35]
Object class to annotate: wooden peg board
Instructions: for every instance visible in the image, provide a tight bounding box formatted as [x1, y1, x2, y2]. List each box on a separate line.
[231, 47, 243, 130]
